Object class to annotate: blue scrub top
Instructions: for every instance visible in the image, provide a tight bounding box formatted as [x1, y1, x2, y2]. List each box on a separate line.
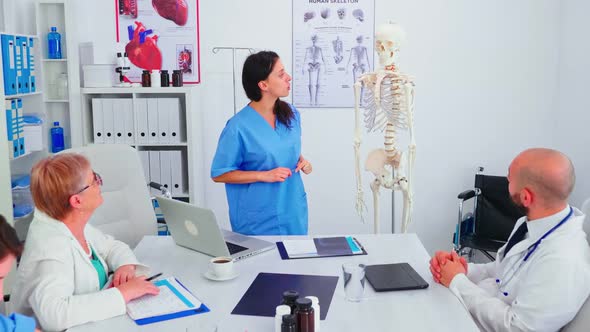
[0, 313, 36, 332]
[211, 104, 308, 235]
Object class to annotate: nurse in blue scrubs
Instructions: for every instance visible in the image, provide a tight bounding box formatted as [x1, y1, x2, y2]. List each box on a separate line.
[211, 51, 312, 235]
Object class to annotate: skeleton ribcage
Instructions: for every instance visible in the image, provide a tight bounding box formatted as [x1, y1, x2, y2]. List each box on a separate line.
[362, 77, 409, 133]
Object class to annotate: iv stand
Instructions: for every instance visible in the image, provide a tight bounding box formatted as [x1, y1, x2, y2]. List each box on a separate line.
[211, 47, 256, 115]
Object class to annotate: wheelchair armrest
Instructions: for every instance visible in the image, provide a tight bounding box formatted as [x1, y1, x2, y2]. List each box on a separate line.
[458, 189, 476, 200]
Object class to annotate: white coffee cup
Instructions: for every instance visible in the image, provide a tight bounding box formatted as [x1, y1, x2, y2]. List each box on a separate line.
[209, 256, 235, 278]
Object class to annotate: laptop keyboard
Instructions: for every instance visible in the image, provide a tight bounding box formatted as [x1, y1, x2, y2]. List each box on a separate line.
[226, 241, 248, 255]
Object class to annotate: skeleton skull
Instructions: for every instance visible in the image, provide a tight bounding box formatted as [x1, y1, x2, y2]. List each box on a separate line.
[353, 9, 364, 22]
[375, 23, 406, 68]
[337, 8, 346, 20]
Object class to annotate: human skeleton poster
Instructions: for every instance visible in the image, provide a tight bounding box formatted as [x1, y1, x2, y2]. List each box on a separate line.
[292, 0, 375, 108]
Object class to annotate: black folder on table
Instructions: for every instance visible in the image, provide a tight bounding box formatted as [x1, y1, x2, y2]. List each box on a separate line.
[231, 273, 338, 320]
[365, 263, 429, 291]
[276, 236, 367, 260]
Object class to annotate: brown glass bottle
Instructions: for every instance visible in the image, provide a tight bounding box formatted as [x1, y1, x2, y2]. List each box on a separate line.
[172, 69, 183, 86]
[160, 70, 170, 87]
[294, 298, 314, 332]
[141, 70, 151, 87]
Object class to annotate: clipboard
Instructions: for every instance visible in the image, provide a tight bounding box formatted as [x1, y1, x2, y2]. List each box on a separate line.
[127, 277, 210, 325]
[276, 236, 367, 260]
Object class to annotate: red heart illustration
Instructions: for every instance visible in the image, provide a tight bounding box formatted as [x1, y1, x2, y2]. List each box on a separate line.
[125, 21, 162, 71]
[152, 0, 188, 26]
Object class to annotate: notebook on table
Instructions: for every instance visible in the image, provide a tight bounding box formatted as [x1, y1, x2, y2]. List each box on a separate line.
[126, 277, 209, 325]
[276, 236, 367, 260]
[365, 263, 429, 292]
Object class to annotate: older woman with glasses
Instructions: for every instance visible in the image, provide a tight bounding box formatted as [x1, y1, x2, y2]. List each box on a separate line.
[10, 153, 159, 331]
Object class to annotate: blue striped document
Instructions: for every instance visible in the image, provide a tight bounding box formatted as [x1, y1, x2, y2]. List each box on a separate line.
[126, 277, 209, 325]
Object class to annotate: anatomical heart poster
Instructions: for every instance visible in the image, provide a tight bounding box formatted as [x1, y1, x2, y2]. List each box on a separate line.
[116, 0, 201, 83]
[292, 0, 375, 108]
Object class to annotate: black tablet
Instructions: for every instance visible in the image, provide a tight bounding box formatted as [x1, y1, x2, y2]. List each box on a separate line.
[365, 263, 429, 291]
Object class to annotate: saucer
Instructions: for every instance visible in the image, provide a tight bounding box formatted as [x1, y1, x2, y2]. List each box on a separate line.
[203, 270, 239, 281]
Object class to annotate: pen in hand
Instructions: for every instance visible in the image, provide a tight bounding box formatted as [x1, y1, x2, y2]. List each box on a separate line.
[146, 273, 163, 282]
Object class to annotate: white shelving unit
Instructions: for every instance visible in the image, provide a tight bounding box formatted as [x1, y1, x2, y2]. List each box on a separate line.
[36, 0, 82, 149]
[80, 86, 204, 206]
[0, 37, 46, 228]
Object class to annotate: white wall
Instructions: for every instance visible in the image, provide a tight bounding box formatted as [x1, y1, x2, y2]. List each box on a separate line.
[555, 0, 590, 208]
[21, 0, 568, 254]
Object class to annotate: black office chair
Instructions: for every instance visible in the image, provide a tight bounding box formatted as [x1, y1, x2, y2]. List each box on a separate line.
[453, 168, 525, 261]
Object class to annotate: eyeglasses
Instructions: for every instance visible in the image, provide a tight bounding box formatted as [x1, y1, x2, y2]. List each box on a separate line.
[74, 171, 103, 195]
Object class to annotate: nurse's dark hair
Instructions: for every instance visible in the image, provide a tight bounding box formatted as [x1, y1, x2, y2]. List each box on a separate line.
[242, 51, 294, 128]
[0, 214, 22, 259]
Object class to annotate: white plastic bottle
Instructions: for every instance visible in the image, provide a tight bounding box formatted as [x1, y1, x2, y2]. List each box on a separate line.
[306, 296, 320, 331]
[151, 70, 160, 87]
[275, 305, 291, 332]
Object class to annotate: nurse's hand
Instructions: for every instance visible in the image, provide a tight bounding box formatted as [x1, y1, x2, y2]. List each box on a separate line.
[295, 156, 312, 174]
[116, 276, 160, 303]
[261, 167, 292, 182]
[113, 264, 136, 287]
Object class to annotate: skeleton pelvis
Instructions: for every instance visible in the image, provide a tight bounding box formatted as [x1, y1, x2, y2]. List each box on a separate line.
[365, 149, 398, 186]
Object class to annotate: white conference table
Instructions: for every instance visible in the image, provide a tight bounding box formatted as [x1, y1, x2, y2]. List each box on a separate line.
[68, 234, 478, 332]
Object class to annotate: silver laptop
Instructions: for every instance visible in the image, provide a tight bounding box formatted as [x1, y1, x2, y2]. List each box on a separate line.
[155, 196, 275, 261]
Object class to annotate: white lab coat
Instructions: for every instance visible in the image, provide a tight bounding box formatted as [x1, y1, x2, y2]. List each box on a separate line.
[449, 206, 590, 332]
[10, 209, 149, 332]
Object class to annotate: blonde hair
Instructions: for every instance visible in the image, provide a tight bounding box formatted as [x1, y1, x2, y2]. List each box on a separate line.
[30, 153, 90, 220]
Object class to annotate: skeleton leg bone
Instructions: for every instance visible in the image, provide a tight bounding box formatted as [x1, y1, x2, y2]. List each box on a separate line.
[353, 81, 367, 221]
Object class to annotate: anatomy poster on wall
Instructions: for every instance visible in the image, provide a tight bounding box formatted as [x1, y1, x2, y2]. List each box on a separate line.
[115, 0, 201, 83]
[292, 0, 375, 108]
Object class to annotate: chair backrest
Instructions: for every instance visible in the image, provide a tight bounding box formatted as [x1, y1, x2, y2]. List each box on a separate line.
[474, 174, 525, 242]
[63, 144, 157, 248]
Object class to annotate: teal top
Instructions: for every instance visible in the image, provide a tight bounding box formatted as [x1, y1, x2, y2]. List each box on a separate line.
[89, 246, 108, 289]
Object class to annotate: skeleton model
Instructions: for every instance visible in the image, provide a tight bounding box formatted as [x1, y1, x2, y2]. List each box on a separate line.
[302, 35, 326, 106]
[353, 22, 416, 234]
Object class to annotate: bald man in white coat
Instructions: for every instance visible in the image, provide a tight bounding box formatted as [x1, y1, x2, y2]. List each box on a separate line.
[430, 148, 590, 332]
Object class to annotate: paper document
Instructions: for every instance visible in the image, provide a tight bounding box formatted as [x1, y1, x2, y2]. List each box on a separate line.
[281, 240, 318, 257]
[127, 277, 202, 320]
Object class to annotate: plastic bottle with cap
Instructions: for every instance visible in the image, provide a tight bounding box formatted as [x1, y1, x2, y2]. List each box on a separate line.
[151, 70, 160, 87]
[50, 121, 64, 153]
[275, 305, 291, 332]
[47, 27, 62, 59]
[305, 296, 320, 331]
[294, 298, 314, 332]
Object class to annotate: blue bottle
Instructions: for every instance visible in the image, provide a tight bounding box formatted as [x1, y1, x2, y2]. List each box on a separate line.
[51, 121, 64, 153]
[47, 27, 62, 59]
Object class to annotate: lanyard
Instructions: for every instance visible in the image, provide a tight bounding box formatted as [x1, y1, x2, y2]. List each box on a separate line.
[497, 207, 573, 296]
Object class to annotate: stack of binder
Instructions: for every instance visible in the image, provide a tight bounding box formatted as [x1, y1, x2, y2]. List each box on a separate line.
[139, 150, 186, 196]
[5, 98, 25, 159]
[91, 97, 183, 145]
[1, 34, 36, 96]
